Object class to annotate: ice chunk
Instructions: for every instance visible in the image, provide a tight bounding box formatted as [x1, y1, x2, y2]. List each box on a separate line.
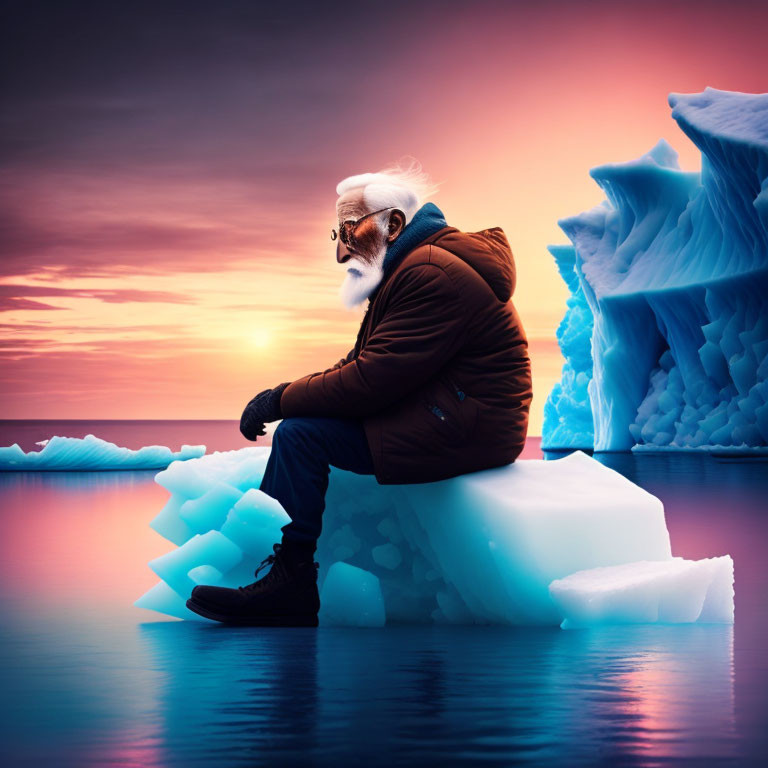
[150, 496, 196, 546]
[0, 433, 205, 471]
[319, 562, 385, 627]
[134, 579, 206, 621]
[149, 531, 243, 597]
[180, 482, 243, 534]
[136, 448, 684, 626]
[543, 88, 768, 452]
[372, 543, 402, 570]
[396, 450, 671, 624]
[220, 489, 291, 557]
[549, 556, 734, 628]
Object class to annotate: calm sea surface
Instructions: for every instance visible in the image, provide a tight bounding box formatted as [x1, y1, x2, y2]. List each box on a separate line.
[0, 421, 765, 766]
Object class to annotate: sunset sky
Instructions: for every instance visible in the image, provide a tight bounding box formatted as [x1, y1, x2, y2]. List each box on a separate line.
[2, 0, 767, 433]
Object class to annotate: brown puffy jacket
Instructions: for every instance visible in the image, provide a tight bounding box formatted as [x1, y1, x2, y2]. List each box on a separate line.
[280, 224, 533, 484]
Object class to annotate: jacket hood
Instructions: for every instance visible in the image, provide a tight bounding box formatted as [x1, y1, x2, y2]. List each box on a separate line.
[422, 225, 517, 302]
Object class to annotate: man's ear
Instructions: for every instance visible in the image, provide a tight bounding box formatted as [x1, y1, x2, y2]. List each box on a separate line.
[386, 209, 406, 243]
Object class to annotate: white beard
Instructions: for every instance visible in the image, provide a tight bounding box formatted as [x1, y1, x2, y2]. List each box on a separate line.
[338, 247, 387, 309]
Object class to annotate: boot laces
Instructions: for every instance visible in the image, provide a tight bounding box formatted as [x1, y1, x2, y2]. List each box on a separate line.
[239, 543, 283, 593]
[239, 543, 321, 593]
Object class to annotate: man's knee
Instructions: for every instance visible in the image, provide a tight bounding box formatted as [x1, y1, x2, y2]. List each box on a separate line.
[273, 417, 318, 445]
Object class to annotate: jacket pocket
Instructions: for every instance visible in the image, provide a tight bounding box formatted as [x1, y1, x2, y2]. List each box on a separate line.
[422, 375, 478, 440]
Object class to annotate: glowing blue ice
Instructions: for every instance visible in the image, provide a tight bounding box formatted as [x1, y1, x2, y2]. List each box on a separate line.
[136, 447, 690, 626]
[0, 433, 205, 471]
[543, 88, 768, 452]
[549, 556, 734, 628]
[320, 562, 386, 627]
[541, 244, 594, 450]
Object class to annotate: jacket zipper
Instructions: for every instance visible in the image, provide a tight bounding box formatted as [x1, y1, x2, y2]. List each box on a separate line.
[447, 376, 466, 401]
[353, 304, 373, 357]
[427, 404, 447, 421]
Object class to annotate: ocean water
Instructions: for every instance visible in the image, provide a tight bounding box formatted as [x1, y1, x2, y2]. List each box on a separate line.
[0, 421, 765, 767]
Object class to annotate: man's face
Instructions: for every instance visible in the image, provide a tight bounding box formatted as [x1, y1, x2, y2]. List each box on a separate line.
[336, 190, 392, 309]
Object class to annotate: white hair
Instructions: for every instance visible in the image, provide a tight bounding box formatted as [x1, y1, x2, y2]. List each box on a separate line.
[335, 156, 442, 226]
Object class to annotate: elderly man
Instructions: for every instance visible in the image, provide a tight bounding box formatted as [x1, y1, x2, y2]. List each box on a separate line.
[187, 164, 533, 626]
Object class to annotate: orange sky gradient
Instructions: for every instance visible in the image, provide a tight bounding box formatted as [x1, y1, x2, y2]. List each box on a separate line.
[2, 0, 767, 434]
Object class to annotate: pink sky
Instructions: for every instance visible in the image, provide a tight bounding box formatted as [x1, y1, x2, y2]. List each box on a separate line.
[2, 0, 767, 434]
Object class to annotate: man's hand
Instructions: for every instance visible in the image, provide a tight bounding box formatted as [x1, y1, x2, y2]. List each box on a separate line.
[239, 382, 290, 441]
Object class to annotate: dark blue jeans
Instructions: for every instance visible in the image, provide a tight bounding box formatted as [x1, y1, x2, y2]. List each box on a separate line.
[259, 417, 376, 547]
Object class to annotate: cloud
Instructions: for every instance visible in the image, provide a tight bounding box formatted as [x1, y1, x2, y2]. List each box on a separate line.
[0, 338, 60, 349]
[0, 177, 332, 279]
[0, 333, 230, 362]
[0, 283, 195, 307]
[0, 297, 65, 311]
[0, 0, 398, 281]
[0, 321, 192, 333]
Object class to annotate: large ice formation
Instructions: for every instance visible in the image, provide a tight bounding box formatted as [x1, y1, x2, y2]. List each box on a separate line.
[136, 447, 733, 627]
[0, 434, 205, 470]
[542, 88, 768, 452]
[549, 557, 734, 629]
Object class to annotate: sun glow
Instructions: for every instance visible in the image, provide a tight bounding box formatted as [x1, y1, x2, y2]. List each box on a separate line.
[250, 328, 272, 349]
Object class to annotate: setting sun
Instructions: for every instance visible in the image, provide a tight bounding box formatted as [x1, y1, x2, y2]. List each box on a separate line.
[250, 328, 273, 349]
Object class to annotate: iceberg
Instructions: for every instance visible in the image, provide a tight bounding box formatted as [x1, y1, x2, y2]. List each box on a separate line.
[135, 447, 724, 627]
[549, 556, 734, 629]
[0, 433, 205, 471]
[541, 244, 595, 450]
[542, 88, 768, 452]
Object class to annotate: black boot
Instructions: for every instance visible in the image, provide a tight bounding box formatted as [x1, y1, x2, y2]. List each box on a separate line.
[186, 540, 320, 626]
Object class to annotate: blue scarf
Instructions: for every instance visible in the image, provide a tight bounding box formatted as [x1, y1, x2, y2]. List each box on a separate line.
[381, 201, 448, 275]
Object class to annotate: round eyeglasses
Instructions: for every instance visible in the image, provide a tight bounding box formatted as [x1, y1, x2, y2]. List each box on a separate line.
[331, 207, 401, 246]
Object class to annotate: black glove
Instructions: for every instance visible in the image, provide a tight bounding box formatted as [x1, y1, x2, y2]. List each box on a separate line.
[240, 382, 290, 441]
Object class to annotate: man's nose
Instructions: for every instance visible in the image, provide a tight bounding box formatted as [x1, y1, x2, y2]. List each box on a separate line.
[336, 240, 353, 264]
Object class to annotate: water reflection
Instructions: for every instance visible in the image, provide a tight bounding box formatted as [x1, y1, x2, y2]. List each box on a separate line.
[139, 624, 319, 765]
[136, 623, 736, 766]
